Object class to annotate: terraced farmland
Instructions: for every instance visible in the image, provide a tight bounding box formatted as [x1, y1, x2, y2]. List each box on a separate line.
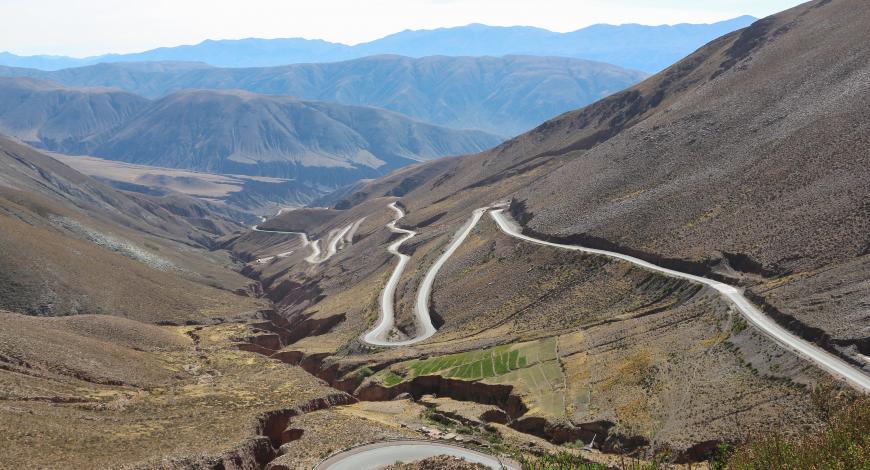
[378, 338, 569, 417]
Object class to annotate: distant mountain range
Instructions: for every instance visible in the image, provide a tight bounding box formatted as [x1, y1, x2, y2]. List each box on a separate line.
[0, 77, 501, 188]
[0, 17, 756, 73]
[0, 55, 647, 136]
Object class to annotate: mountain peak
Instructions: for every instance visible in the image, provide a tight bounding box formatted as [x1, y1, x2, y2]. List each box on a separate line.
[0, 17, 755, 72]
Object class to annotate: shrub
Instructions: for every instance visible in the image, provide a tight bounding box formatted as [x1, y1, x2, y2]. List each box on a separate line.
[725, 388, 869, 469]
[356, 366, 375, 378]
[515, 451, 610, 470]
[383, 372, 404, 386]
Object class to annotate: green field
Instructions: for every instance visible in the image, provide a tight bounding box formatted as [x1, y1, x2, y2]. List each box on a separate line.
[379, 337, 567, 417]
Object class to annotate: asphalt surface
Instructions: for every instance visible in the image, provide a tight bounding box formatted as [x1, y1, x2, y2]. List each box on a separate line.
[253, 202, 870, 391]
[314, 440, 520, 470]
[361, 203, 485, 347]
[489, 209, 870, 392]
[323, 223, 354, 261]
[362, 202, 424, 346]
[252, 219, 361, 264]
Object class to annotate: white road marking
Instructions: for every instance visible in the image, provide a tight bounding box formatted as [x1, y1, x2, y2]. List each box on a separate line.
[489, 209, 870, 392]
[362, 203, 486, 347]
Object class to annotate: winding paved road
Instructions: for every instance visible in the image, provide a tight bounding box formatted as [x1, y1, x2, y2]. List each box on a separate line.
[255, 201, 870, 391]
[361, 203, 486, 347]
[489, 209, 870, 393]
[314, 440, 520, 470]
[362, 203, 424, 346]
[324, 223, 355, 261]
[253, 220, 360, 265]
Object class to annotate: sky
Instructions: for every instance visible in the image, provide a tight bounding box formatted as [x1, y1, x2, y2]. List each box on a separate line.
[1, 0, 806, 57]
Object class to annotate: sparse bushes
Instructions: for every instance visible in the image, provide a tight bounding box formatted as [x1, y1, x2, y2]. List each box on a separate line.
[384, 372, 404, 386]
[515, 451, 609, 470]
[514, 386, 867, 469]
[731, 316, 748, 335]
[724, 387, 869, 469]
[515, 451, 672, 470]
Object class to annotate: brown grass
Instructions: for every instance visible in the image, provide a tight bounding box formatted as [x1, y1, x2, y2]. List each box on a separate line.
[0, 315, 337, 469]
[725, 388, 870, 469]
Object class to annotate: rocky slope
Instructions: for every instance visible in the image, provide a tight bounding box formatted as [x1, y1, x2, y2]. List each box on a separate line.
[0, 78, 502, 191]
[507, 0, 870, 359]
[0, 76, 147, 153]
[92, 89, 501, 185]
[0, 134, 379, 469]
[0, 308, 349, 469]
[0, 135, 263, 321]
[219, 0, 868, 461]
[320, 0, 870, 364]
[0, 1, 867, 467]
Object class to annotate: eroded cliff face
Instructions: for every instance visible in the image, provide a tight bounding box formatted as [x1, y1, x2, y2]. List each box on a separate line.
[127, 394, 359, 470]
[224, 305, 788, 464]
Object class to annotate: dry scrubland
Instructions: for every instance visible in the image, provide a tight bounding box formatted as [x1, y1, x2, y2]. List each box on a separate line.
[0, 211, 262, 321]
[221, 2, 870, 458]
[330, 0, 870, 368]
[231, 204, 825, 460]
[0, 134, 265, 321]
[50, 154, 308, 216]
[51, 155, 282, 199]
[234, 197, 404, 350]
[0, 311, 343, 469]
[267, 403, 419, 469]
[365, 218, 822, 448]
[1, 0, 867, 468]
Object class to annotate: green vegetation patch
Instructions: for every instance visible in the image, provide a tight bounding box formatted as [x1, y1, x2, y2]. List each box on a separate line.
[355, 366, 375, 379]
[377, 337, 568, 418]
[398, 339, 557, 382]
[383, 372, 404, 386]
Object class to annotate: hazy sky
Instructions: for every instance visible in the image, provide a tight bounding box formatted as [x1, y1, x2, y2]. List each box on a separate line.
[1, 0, 806, 57]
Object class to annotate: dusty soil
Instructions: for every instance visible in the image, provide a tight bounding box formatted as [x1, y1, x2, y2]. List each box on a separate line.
[0, 136, 266, 322]
[318, 0, 870, 367]
[51, 154, 311, 216]
[227, 200, 825, 459]
[0, 311, 341, 469]
[267, 403, 419, 469]
[2, 1, 865, 468]
[385, 455, 489, 470]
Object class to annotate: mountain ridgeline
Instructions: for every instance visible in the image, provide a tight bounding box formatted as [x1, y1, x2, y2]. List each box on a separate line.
[0, 17, 755, 73]
[92, 89, 503, 185]
[0, 55, 648, 136]
[0, 77, 148, 153]
[204, 0, 869, 462]
[0, 134, 260, 319]
[0, 77, 501, 189]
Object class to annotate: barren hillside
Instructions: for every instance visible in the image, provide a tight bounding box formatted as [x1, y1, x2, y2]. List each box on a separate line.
[325, 0, 870, 363]
[215, 0, 868, 462]
[0, 0, 867, 468]
[0, 135, 263, 321]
